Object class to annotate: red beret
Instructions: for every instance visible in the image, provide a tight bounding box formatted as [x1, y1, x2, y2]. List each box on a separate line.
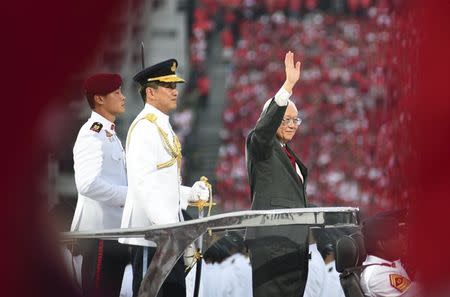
[83, 73, 122, 96]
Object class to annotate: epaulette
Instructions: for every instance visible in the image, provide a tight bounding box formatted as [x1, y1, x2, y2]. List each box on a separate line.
[90, 122, 103, 133]
[126, 112, 182, 172]
[144, 113, 157, 123]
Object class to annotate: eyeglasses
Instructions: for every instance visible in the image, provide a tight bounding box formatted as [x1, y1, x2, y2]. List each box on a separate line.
[281, 117, 302, 126]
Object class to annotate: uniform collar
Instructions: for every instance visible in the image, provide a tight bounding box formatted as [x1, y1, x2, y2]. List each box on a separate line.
[364, 255, 398, 266]
[143, 103, 170, 123]
[90, 111, 116, 134]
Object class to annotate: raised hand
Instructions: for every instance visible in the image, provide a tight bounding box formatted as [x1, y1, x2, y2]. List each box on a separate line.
[283, 51, 301, 93]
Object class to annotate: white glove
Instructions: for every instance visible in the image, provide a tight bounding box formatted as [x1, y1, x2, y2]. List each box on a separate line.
[190, 181, 209, 202]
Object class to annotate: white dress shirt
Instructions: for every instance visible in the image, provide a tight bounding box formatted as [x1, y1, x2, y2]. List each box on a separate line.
[279, 142, 304, 183]
[219, 253, 253, 297]
[120, 103, 193, 246]
[360, 255, 415, 297]
[71, 111, 127, 231]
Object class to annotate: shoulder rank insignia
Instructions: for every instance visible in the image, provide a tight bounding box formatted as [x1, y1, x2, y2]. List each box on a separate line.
[90, 122, 103, 133]
[105, 130, 113, 138]
[389, 274, 411, 293]
[145, 113, 157, 123]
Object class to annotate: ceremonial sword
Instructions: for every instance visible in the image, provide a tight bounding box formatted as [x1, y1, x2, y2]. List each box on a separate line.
[188, 176, 215, 297]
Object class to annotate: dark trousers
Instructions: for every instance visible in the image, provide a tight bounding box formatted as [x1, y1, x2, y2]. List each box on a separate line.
[80, 239, 130, 297]
[130, 245, 186, 297]
[248, 236, 309, 297]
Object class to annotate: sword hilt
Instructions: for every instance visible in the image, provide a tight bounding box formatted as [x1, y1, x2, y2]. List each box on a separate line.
[188, 176, 215, 237]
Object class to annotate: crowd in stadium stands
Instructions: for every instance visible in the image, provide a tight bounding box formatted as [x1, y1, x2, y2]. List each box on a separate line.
[170, 0, 217, 152]
[207, 0, 411, 212]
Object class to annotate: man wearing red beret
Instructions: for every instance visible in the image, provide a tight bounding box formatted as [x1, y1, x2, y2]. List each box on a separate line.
[71, 73, 129, 297]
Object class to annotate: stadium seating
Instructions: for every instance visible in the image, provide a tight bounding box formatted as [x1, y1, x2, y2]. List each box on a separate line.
[209, 1, 407, 212]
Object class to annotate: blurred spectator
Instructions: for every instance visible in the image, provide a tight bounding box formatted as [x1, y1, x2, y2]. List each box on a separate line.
[221, 26, 235, 61]
[197, 73, 211, 109]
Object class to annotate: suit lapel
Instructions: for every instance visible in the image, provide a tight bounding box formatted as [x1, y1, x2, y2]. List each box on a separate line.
[274, 144, 303, 185]
[286, 144, 308, 183]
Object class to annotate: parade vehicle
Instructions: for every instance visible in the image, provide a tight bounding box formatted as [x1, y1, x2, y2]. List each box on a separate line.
[63, 205, 360, 297]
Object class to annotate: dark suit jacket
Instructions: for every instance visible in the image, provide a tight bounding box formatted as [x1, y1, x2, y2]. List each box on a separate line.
[245, 98, 309, 297]
[246, 98, 308, 241]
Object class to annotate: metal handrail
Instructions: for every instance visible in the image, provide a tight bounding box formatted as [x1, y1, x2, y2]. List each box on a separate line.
[62, 207, 359, 297]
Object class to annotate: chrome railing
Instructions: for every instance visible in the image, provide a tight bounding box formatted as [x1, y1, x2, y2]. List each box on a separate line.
[62, 207, 359, 297]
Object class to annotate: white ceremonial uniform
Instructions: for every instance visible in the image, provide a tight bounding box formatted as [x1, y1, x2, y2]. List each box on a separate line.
[320, 260, 345, 297]
[185, 264, 197, 297]
[360, 255, 416, 297]
[71, 111, 127, 231]
[120, 103, 193, 246]
[199, 254, 252, 297]
[303, 243, 327, 297]
[199, 261, 220, 297]
[119, 264, 133, 297]
[220, 253, 253, 297]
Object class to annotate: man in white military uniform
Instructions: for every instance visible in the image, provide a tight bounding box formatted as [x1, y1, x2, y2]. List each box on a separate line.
[71, 73, 129, 297]
[120, 59, 209, 297]
[316, 228, 345, 297]
[360, 212, 420, 297]
[321, 259, 345, 297]
[303, 229, 327, 297]
[199, 232, 252, 297]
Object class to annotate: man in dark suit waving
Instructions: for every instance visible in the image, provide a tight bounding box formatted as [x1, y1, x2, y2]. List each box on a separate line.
[246, 51, 309, 297]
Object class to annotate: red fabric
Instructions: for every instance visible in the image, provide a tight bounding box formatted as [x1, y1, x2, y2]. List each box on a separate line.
[289, 0, 302, 11]
[275, 0, 289, 11]
[361, 0, 371, 8]
[347, 0, 359, 12]
[305, 0, 317, 10]
[197, 76, 210, 95]
[84, 73, 122, 96]
[284, 146, 296, 169]
[2, 1, 123, 296]
[95, 240, 105, 290]
[264, 0, 277, 13]
[404, 1, 450, 294]
[223, 9, 236, 25]
[221, 28, 234, 48]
